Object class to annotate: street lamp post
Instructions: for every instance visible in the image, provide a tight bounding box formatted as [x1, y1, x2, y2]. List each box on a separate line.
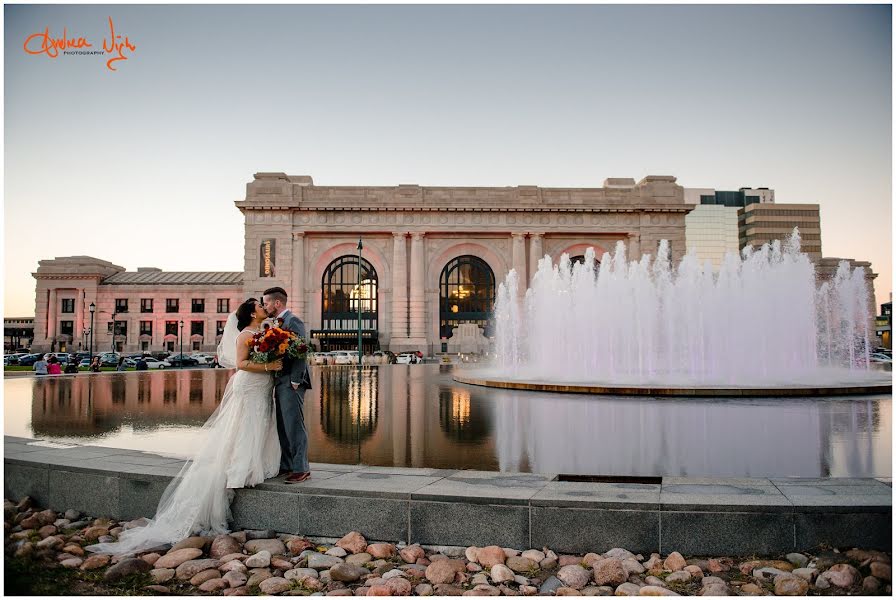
[357, 237, 363, 368]
[110, 310, 118, 354]
[179, 320, 184, 368]
[88, 303, 95, 357]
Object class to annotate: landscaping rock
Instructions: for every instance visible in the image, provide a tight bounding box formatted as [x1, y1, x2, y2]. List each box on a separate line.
[593, 558, 628, 586]
[244, 538, 286, 555]
[507, 555, 538, 574]
[246, 550, 272, 568]
[425, 559, 465, 584]
[491, 564, 515, 584]
[665, 571, 690, 584]
[366, 543, 396, 559]
[224, 570, 248, 588]
[80, 554, 111, 570]
[400, 545, 426, 564]
[104, 557, 153, 582]
[346, 552, 373, 566]
[477, 546, 507, 569]
[209, 534, 241, 558]
[773, 574, 809, 596]
[792, 568, 817, 582]
[337, 532, 368, 555]
[871, 562, 891, 581]
[191, 568, 223, 585]
[155, 547, 203, 569]
[614, 582, 641, 596]
[260, 576, 291, 594]
[663, 553, 687, 572]
[639, 586, 679, 596]
[331, 563, 369, 583]
[785, 553, 808, 568]
[309, 553, 346, 570]
[175, 558, 222, 580]
[171, 536, 210, 552]
[558, 565, 591, 589]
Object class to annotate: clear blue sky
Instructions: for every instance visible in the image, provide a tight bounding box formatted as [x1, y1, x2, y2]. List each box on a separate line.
[4, 4, 892, 315]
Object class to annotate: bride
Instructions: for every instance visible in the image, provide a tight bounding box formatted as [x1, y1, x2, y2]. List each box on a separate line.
[87, 298, 282, 555]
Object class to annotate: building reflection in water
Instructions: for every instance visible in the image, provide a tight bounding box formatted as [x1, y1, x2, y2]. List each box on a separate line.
[6, 366, 890, 477]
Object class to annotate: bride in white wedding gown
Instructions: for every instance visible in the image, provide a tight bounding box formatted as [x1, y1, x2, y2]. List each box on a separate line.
[87, 298, 282, 555]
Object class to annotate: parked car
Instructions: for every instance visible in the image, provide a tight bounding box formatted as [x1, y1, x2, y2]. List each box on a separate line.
[4, 355, 19, 366]
[190, 353, 215, 365]
[870, 352, 892, 363]
[17, 354, 41, 367]
[78, 358, 92, 368]
[396, 352, 421, 365]
[166, 354, 199, 367]
[142, 357, 171, 369]
[332, 351, 357, 365]
[371, 350, 397, 365]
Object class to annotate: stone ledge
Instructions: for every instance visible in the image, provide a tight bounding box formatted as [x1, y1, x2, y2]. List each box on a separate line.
[4, 436, 891, 553]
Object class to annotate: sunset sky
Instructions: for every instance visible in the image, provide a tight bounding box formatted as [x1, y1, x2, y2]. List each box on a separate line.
[4, 4, 892, 316]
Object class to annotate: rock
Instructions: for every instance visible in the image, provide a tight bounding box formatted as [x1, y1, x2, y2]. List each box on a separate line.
[604, 549, 636, 561]
[200, 578, 228, 592]
[539, 576, 565, 595]
[387, 577, 413, 595]
[754, 567, 789, 581]
[522, 550, 545, 563]
[740, 560, 793, 575]
[623, 559, 645, 575]
[560, 555, 584, 567]
[245, 538, 287, 555]
[327, 590, 354, 596]
[791, 568, 817, 582]
[541, 556, 559, 570]
[272, 557, 294, 571]
[583, 586, 613, 596]
[170, 535, 208, 552]
[64, 509, 81, 521]
[104, 557, 153, 582]
[558, 565, 592, 590]
[309, 553, 346, 570]
[433, 584, 464, 596]
[863, 575, 882, 594]
[155, 547, 204, 569]
[382, 569, 407, 579]
[467, 563, 482, 572]
[36, 536, 63, 550]
[739, 583, 762, 595]
[593, 558, 628, 586]
[176, 558, 222, 580]
[471, 573, 490, 586]
[331, 563, 369, 583]
[80, 554, 111, 570]
[286, 567, 319, 581]
[871, 562, 892, 581]
[221, 559, 249, 573]
[491, 564, 515, 584]
[60, 558, 83, 568]
[144, 584, 170, 593]
[260, 576, 292, 594]
[614, 583, 641, 596]
[504, 548, 521, 558]
[245, 529, 277, 540]
[416, 583, 434, 596]
[288, 537, 315, 555]
[246, 568, 273, 587]
[83, 526, 109, 541]
[662, 553, 687, 573]
[507, 556, 538, 574]
[151, 567, 176, 583]
[191, 568, 223, 585]
[478, 546, 507, 569]
[337, 532, 368, 555]
[246, 550, 272, 568]
[223, 570, 248, 588]
[683, 565, 703, 579]
[141, 553, 161, 566]
[555, 588, 583, 596]
[326, 546, 349, 558]
[96, 535, 116, 544]
[224, 586, 250, 596]
[644, 577, 666, 588]
[785, 553, 808, 568]
[818, 563, 860, 588]
[346, 552, 374, 566]
[37, 524, 57, 538]
[366, 543, 396, 559]
[666, 571, 691, 584]
[774, 574, 809, 596]
[642, 555, 662, 571]
[36, 509, 56, 525]
[400, 545, 426, 564]
[639, 586, 679, 596]
[465, 547, 481, 562]
[425, 559, 465, 584]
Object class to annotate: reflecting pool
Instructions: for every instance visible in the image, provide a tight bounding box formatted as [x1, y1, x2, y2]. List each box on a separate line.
[3, 365, 891, 478]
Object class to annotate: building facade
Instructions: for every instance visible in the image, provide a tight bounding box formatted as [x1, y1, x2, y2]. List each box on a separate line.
[4, 318, 34, 351]
[31, 257, 243, 354]
[738, 202, 822, 260]
[238, 173, 691, 354]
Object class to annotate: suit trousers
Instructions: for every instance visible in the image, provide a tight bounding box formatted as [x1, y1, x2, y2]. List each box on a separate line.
[274, 381, 310, 473]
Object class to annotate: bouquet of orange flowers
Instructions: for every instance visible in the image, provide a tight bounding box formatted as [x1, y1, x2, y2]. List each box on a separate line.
[246, 326, 309, 365]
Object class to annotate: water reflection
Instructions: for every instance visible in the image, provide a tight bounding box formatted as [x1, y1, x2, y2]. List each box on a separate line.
[4, 366, 890, 477]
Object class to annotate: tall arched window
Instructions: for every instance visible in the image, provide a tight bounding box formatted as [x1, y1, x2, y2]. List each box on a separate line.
[439, 255, 495, 339]
[318, 256, 378, 351]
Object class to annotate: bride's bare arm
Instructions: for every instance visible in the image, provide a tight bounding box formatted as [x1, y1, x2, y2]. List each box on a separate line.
[236, 331, 284, 373]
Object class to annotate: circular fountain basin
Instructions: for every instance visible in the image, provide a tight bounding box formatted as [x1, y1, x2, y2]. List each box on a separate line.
[454, 369, 892, 397]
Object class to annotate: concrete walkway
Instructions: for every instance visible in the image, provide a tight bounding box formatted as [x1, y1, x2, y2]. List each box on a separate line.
[4, 435, 891, 554]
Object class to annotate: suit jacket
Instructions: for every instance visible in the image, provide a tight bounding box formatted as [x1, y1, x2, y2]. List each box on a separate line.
[275, 310, 312, 390]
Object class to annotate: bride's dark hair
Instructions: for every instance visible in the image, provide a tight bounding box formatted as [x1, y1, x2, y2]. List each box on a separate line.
[235, 298, 259, 331]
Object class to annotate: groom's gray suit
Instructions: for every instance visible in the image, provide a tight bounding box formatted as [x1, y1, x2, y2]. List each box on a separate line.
[273, 310, 312, 473]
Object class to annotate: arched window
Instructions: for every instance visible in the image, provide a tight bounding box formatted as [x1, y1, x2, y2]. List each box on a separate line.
[318, 256, 378, 351]
[439, 255, 495, 339]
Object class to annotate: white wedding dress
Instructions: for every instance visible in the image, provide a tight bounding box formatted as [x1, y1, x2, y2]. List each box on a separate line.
[87, 315, 280, 555]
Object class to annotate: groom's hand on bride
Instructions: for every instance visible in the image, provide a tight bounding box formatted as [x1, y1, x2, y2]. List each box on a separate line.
[269, 359, 284, 371]
[291, 382, 299, 390]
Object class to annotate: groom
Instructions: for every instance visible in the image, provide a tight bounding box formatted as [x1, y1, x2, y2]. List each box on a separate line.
[262, 287, 313, 483]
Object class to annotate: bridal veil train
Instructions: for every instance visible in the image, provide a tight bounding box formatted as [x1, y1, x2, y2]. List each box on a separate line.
[86, 313, 280, 555]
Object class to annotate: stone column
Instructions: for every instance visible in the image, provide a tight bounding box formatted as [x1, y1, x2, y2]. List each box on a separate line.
[291, 232, 305, 317]
[47, 289, 57, 341]
[628, 232, 641, 261]
[528, 233, 544, 285]
[75, 289, 84, 343]
[512, 233, 527, 296]
[391, 232, 409, 343]
[407, 232, 427, 348]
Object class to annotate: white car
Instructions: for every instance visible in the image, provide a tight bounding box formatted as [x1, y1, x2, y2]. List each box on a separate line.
[190, 353, 215, 365]
[396, 352, 421, 365]
[143, 357, 172, 369]
[333, 351, 357, 365]
[310, 352, 334, 366]
[870, 353, 892, 363]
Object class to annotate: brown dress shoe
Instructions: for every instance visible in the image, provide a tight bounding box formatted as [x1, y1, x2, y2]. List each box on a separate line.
[285, 472, 310, 483]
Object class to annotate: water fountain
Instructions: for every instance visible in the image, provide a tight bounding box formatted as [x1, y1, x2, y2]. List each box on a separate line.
[457, 231, 891, 395]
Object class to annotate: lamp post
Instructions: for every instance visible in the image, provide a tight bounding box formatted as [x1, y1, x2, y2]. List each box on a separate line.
[179, 320, 184, 368]
[357, 237, 363, 368]
[88, 303, 95, 357]
[110, 310, 118, 354]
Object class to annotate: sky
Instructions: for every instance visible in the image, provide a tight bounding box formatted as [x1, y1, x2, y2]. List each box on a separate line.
[4, 4, 892, 316]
